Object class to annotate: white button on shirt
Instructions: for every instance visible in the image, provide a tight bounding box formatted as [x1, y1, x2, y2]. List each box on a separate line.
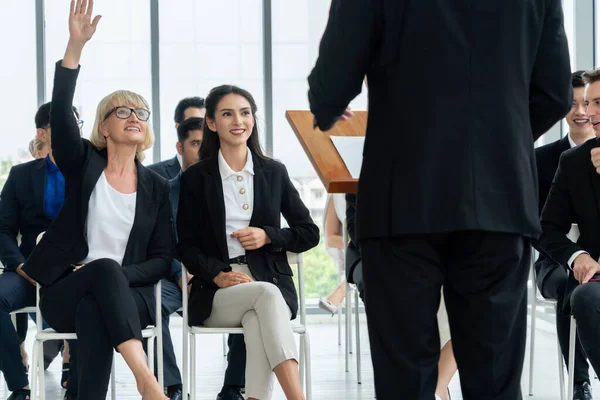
[218, 149, 254, 259]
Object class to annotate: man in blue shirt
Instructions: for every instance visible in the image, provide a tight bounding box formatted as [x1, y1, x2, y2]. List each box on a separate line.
[0, 102, 81, 400]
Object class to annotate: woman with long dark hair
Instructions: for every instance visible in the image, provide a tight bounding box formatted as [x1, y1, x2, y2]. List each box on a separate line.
[177, 85, 319, 400]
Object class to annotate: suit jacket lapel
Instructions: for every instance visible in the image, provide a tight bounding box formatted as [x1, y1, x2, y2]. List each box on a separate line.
[207, 157, 229, 260]
[32, 159, 47, 217]
[249, 154, 271, 227]
[123, 160, 155, 265]
[81, 150, 106, 221]
[588, 138, 600, 216]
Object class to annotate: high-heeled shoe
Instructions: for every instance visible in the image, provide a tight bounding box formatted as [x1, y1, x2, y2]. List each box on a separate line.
[318, 298, 341, 315]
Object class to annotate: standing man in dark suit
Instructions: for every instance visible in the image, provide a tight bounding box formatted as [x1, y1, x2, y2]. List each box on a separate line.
[148, 97, 205, 180]
[534, 71, 594, 400]
[308, 1, 572, 398]
[537, 68, 600, 381]
[0, 102, 81, 400]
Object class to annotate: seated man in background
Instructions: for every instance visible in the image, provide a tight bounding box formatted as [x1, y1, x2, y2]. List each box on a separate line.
[148, 96, 205, 179]
[537, 68, 600, 385]
[534, 71, 594, 400]
[0, 102, 81, 400]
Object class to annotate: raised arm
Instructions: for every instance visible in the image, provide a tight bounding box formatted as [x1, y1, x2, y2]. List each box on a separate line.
[51, 0, 102, 172]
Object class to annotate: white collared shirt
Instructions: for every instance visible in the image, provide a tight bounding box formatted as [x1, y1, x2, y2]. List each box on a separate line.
[218, 148, 254, 259]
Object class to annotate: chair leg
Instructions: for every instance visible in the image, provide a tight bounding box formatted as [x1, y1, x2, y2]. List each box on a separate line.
[567, 316, 577, 400]
[147, 336, 155, 372]
[299, 335, 305, 390]
[190, 333, 197, 400]
[157, 330, 164, 390]
[354, 288, 362, 384]
[345, 283, 350, 372]
[38, 341, 46, 400]
[303, 332, 312, 400]
[111, 355, 116, 400]
[556, 329, 565, 400]
[348, 286, 353, 355]
[31, 340, 40, 400]
[182, 323, 189, 398]
[528, 268, 537, 396]
[222, 334, 227, 357]
[337, 303, 342, 346]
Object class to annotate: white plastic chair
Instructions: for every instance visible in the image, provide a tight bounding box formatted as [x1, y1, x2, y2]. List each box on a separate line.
[181, 252, 312, 400]
[29, 280, 163, 400]
[567, 315, 577, 400]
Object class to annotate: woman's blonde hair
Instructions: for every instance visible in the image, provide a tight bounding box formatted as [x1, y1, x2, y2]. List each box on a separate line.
[90, 90, 154, 162]
[29, 137, 48, 159]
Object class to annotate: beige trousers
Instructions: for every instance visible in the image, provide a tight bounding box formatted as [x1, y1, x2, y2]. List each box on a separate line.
[203, 265, 298, 400]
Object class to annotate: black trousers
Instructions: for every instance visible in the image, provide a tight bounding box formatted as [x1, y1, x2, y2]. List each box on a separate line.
[224, 334, 246, 388]
[540, 266, 590, 385]
[361, 231, 530, 400]
[40, 258, 152, 400]
[570, 281, 600, 377]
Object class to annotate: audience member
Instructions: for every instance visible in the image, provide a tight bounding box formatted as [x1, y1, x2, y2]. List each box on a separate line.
[20, 2, 173, 399]
[177, 84, 319, 400]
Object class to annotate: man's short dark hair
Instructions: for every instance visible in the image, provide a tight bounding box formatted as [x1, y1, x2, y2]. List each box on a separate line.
[582, 68, 600, 86]
[177, 117, 204, 144]
[572, 70, 586, 89]
[35, 102, 80, 129]
[174, 97, 205, 124]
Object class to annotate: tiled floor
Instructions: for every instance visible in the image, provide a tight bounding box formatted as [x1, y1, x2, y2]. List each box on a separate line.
[2, 302, 597, 399]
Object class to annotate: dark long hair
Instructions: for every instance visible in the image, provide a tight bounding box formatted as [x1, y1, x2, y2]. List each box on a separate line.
[199, 85, 266, 161]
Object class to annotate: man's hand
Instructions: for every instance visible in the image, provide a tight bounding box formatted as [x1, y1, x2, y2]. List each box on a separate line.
[573, 253, 600, 283]
[339, 107, 355, 122]
[16, 264, 37, 286]
[231, 227, 271, 250]
[591, 148, 600, 175]
[213, 271, 253, 289]
[178, 273, 193, 294]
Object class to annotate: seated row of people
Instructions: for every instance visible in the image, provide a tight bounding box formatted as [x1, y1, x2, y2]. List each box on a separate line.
[0, 2, 319, 400]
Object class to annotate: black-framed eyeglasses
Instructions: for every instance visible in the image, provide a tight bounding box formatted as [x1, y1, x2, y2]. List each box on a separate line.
[77, 120, 84, 129]
[104, 106, 151, 122]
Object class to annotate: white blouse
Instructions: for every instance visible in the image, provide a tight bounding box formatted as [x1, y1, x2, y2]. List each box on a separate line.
[81, 172, 136, 266]
[218, 149, 254, 259]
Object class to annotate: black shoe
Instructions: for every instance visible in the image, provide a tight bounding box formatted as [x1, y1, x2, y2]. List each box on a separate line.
[7, 389, 30, 400]
[63, 392, 77, 400]
[216, 387, 244, 400]
[574, 381, 593, 400]
[167, 389, 183, 400]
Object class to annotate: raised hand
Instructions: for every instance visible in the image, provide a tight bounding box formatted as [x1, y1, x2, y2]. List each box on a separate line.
[69, 0, 102, 44]
[62, 0, 101, 69]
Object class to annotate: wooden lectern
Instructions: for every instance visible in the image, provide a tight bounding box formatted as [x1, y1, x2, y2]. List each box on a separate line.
[286, 110, 367, 194]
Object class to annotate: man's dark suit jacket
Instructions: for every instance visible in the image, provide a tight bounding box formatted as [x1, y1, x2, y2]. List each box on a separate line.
[22, 61, 174, 320]
[308, 0, 572, 241]
[148, 156, 180, 180]
[176, 152, 320, 326]
[0, 159, 53, 270]
[537, 138, 600, 313]
[534, 135, 571, 290]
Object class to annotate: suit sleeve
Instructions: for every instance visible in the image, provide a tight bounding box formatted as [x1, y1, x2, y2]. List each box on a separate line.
[176, 172, 231, 283]
[529, 0, 572, 140]
[0, 167, 25, 270]
[261, 165, 320, 253]
[50, 61, 86, 175]
[121, 182, 174, 286]
[308, 0, 379, 131]
[536, 153, 584, 270]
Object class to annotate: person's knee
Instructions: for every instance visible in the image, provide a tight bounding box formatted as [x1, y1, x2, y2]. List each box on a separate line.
[571, 284, 600, 318]
[256, 282, 284, 302]
[85, 258, 125, 283]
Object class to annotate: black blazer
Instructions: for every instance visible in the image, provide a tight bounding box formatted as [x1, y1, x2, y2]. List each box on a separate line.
[308, 0, 572, 241]
[533, 135, 571, 289]
[148, 156, 181, 180]
[0, 159, 53, 270]
[22, 62, 174, 320]
[536, 138, 600, 313]
[176, 152, 320, 326]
